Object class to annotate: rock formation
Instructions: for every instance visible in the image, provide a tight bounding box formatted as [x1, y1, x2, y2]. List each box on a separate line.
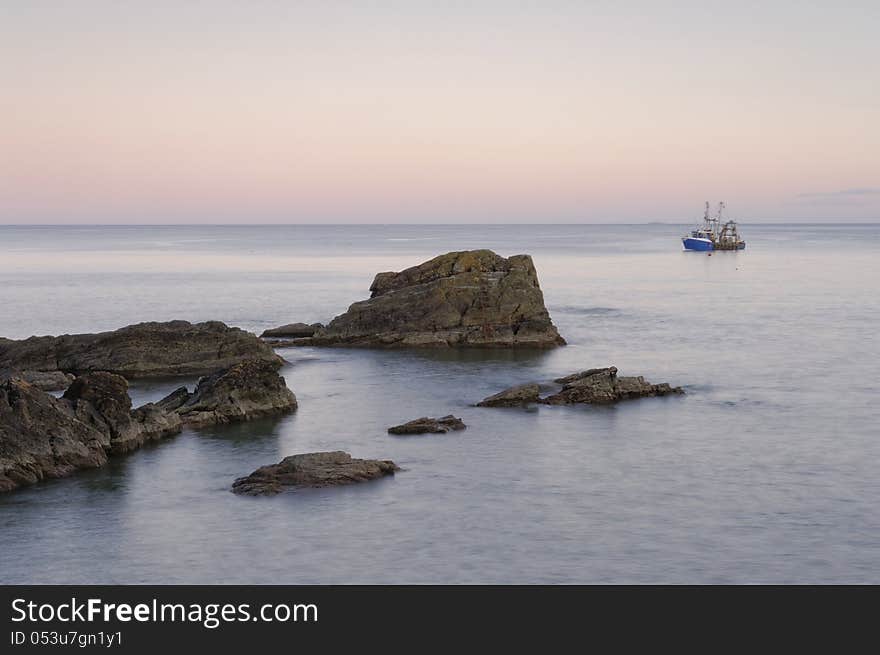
[387, 415, 466, 434]
[62, 372, 182, 454]
[541, 367, 684, 404]
[156, 359, 297, 427]
[0, 374, 181, 492]
[1, 360, 297, 492]
[291, 250, 565, 348]
[476, 383, 542, 407]
[477, 367, 683, 407]
[261, 323, 323, 338]
[0, 369, 75, 392]
[231, 451, 399, 495]
[0, 320, 281, 381]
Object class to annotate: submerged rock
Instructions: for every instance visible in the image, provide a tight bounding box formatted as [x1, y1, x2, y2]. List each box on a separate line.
[0, 373, 181, 492]
[477, 367, 683, 408]
[231, 451, 399, 495]
[388, 415, 466, 434]
[0, 320, 281, 380]
[292, 250, 565, 348]
[541, 367, 684, 405]
[476, 383, 541, 407]
[158, 359, 297, 427]
[261, 323, 323, 338]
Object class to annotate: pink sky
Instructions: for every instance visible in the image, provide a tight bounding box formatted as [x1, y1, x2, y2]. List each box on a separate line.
[2, 1, 878, 223]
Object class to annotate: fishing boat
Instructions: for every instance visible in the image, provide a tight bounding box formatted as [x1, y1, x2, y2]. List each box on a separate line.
[682, 202, 746, 251]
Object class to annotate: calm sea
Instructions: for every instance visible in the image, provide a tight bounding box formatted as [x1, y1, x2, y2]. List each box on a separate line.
[1, 224, 878, 583]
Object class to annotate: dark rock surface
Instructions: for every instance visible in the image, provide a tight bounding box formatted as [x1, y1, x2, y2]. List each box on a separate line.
[292, 250, 565, 348]
[0, 378, 109, 492]
[476, 383, 541, 407]
[388, 415, 466, 434]
[0, 369, 75, 391]
[0, 373, 181, 492]
[261, 323, 323, 338]
[158, 359, 297, 427]
[0, 320, 281, 379]
[477, 367, 683, 407]
[541, 367, 684, 405]
[231, 451, 399, 495]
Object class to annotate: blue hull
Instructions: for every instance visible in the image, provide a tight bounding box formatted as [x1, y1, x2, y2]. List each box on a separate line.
[682, 237, 714, 251]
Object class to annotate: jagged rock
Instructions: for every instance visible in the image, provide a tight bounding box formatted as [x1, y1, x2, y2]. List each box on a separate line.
[154, 386, 191, 412]
[0, 378, 109, 492]
[541, 367, 684, 405]
[476, 383, 541, 407]
[0, 320, 281, 380]
[0, 373, 181, 492]
[261, 323, 323, 338]
[231, 451, 399, 495]
[0, 369, 75, 391]
[292, 250, 565, 348]
[159, 359, 297, 427]
[0, 359, 297, 493]
[62, 372, 182, 454]
[388, 415, 466, 434]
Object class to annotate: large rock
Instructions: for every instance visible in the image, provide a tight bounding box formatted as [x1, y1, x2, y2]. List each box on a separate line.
[231, 451, 399, 495]
[477, 367, 684, 408]
[0, 378, 109, 492]
[261, 323, 322, 338]
[0, 373, 181, 492]
[476, 383, 541, 407]
[388, 415, 466, 434]
[541, 367, 684, 405]
[157, 359, 297, 427]
[293, 250, 565, 348]
[0, 320, 281, 380]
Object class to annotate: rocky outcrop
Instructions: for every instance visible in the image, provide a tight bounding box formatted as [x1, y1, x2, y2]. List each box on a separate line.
[0, 320, 281, 380]
[261, 323, 323, 338]
[476, 383, 541, 407]
[541, 367, 684, 405]
[231, 451, 399, 495]
[0, 359, 298, 492]
[388, 415, 466, 434]
[157, 359, 297, 427]
[0, 373, 181, 492]
[291, 250, 565, 348]
[477, 367, 683, 408]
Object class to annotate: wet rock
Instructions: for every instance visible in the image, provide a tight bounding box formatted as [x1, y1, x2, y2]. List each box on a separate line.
[541, 367, 684, 405]
[160, 359, 297, 427]
[388, 415, 466, 434]
[0, 320, 281, 380]
[231, 451, 399, 495]
[292, 250, 565, 348]
[261, 323, 323, 338]
[476, 383, 541, 407]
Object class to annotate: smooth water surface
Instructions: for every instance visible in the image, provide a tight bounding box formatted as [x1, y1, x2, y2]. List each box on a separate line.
[1, 224, 878, 583]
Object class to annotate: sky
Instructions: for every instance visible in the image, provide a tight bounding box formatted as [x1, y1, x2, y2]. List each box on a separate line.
[1, 1, 878, 224]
